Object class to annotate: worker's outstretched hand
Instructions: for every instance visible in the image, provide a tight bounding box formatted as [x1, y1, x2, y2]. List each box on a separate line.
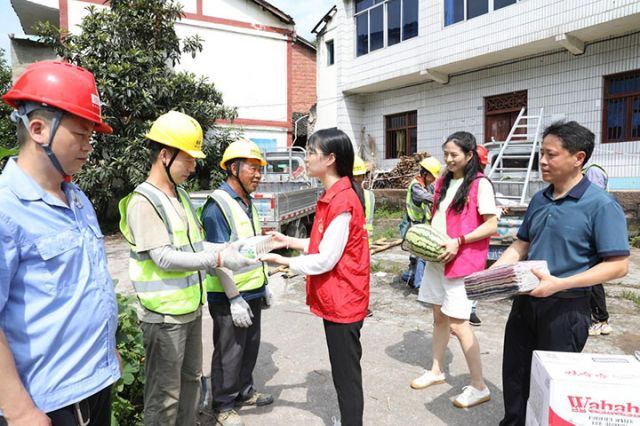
[220, 241, 257, 271]
[230, 296, 254, 328]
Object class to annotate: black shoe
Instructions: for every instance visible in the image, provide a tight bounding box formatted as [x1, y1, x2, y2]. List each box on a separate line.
[235, 392, 274, 407]
[469, 312, 481, 326]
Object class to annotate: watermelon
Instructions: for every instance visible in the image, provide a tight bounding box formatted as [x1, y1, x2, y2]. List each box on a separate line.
[401, 223, 448, 262]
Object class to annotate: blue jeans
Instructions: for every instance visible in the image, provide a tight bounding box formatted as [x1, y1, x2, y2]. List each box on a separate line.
[414, 258, 426, 288]
[402, 257, 426, 288]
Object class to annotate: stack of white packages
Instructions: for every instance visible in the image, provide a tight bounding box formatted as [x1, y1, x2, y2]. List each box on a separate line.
[464, 260, 549, 301]
[238, 235, 276, 260]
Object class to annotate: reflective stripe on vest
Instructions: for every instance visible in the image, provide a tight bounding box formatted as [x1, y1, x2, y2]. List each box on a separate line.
[203, 190, 267, 293]
[119, 182, 205, 315]
[406, 178, 426, 223]
[364, 189, 375, 237]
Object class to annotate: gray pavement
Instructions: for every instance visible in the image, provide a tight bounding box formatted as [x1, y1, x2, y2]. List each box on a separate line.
[106, 235, 640, 425]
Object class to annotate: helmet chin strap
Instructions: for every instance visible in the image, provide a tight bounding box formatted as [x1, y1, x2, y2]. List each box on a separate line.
[231, 160, 251, 200]
[163, 148, 181, 200]
[14, 104, 69, 182]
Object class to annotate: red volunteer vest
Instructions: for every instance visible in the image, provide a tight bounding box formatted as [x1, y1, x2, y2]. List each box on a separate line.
[307, 177, 370, 323]
[432, 173, 490, 279]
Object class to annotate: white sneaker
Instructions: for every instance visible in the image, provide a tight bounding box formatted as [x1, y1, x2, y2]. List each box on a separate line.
[453, 385, 491, 408]
[589, 321, 612, 336]
[410, 370, 446, 389]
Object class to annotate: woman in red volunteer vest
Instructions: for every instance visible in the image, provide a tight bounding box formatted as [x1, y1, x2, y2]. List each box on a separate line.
[410, 131, 497, 409]
[261, 128, 370, 426]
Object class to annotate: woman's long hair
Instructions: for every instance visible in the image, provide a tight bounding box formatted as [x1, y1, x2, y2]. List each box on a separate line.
[307, 128, 366, 211]
[435, 131, 482, 213]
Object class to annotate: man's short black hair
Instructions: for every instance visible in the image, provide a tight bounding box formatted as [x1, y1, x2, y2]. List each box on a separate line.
[542, 120, 595, 166]
[148, 139, 176, 163]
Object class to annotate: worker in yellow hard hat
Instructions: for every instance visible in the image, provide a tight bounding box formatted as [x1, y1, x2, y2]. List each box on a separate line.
[353, 156, 375, 243]
[401, 156, 443, 288]
[119, 111, 253, 425]
[200, 137, 273, 425]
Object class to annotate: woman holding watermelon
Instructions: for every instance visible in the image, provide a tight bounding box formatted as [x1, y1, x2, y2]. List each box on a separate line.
[260, 128, 369, 426]
[411, 131, 498, 408]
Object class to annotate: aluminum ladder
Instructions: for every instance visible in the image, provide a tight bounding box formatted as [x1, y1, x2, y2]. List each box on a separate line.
[487, 107, 544, 205]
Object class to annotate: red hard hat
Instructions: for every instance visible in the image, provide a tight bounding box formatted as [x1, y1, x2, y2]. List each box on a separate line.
[477, 145, 489, 166]
[2, 61, 112, 134]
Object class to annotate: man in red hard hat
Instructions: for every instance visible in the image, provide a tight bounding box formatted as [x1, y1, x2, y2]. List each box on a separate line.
[0, 61, 120, 425]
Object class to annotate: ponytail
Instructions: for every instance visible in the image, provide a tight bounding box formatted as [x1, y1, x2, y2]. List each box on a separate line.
[350, 177, 366, 212]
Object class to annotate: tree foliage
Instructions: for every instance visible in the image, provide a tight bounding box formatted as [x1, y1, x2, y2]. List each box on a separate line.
[35, 0, 237, 222]
[0, 49, 17, 166]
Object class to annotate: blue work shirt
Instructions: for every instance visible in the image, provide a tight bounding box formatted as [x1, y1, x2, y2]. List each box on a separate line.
[0, 158, 120, 413]
[517, 176, 629, 294]
[200, 182, 266, 304]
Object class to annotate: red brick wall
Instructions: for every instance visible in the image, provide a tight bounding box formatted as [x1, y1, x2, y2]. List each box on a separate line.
[291, 41, 317, 114]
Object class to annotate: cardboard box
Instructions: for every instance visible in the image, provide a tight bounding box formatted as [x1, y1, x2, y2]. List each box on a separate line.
[526, 351, 640, 426]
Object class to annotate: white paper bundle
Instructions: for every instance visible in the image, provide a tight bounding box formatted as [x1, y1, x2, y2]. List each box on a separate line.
[464, 260, 549, 301]
[238, 235, 276, 260]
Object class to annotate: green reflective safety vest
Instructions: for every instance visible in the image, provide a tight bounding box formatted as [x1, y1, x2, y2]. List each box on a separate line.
[364, 189, 375, 243]
[118, 182, 205, 316]
[406, 178, 429, 223]
[202, 190, 267, 293]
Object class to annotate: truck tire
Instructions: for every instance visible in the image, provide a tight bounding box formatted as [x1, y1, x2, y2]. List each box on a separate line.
[286, 220, 308, 239]
[295, 221, 309, 239]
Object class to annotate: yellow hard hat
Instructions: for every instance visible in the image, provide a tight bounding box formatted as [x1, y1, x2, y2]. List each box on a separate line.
[353, 156, 367, 176]
[146, 111, 205, 158]
[419, 157, 442, 178]
[220, 138, 267, 170]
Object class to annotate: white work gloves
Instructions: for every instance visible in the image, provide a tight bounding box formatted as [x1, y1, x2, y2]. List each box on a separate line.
[219, 241, 256, 271]
[263, 285, 273, 308]
[229, 296, 254, 328]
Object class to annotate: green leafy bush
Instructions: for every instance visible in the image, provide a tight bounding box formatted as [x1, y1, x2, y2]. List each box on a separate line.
[0, 49, 16, 169]
[112, 292, 145, 426]
[35, 0, 237, 224]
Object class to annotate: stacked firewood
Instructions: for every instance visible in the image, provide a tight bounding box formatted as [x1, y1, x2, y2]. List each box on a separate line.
[370, 152, 431, 189]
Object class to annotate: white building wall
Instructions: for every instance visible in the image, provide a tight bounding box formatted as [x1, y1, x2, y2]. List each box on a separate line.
[175, 22, 288, 123]
[67, 0, 106, 34]
[334, 0, 640, 92]
[63, 0, 292, 151]
[315, 15, 338, 131]
[359, 32, 640, 182]
[202, 0, 287, 29]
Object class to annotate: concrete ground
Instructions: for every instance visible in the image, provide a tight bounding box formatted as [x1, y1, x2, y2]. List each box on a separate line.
[106, 236, 640, 426]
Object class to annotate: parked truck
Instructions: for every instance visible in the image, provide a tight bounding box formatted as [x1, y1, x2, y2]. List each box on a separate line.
[191, 147, 323, 238]
[484, 141, 545, 262]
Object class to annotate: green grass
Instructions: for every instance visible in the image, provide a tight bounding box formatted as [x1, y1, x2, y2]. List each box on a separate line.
[374, 200, 404, 220]
[621, 290, 640, 309]
[370, 224, 399, 242]
[631, 236, 640, 249]
[370, 261, 404, 274]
